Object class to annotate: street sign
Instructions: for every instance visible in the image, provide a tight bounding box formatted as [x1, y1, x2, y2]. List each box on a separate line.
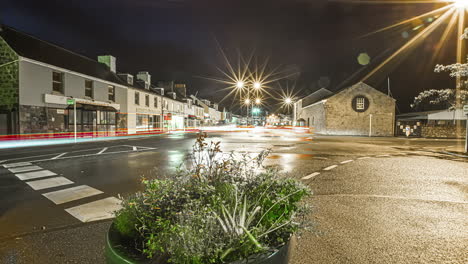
[67, 98, 75, 105]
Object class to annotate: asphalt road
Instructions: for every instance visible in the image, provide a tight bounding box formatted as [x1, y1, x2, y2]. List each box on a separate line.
[0, 129, 466, 263]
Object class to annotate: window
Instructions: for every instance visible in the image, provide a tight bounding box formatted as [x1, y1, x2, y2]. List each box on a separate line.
[154, 97, 158, 108]
[135, 92, 140, 105]
[52, 71, 64, 93]
[356, 97, 365, 110]
[352, 96, 369, 112]
[145, 94, 150, 107]
[108, 85, 115, 101]
[85, 80, 93, 98]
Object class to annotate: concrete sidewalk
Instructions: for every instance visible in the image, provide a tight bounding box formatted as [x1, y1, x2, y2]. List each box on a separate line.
[0, 221, 110, 264]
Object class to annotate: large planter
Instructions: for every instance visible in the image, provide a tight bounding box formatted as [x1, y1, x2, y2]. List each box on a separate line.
[105, 223, 290, 264]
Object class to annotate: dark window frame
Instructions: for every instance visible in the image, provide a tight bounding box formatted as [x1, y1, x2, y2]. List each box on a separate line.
[135, 91, 140, 105]
[145, 94, 150, 107]
[52, 71, 64, 93]
[108, 85, 115, 102]
[85, 80, 94, 98]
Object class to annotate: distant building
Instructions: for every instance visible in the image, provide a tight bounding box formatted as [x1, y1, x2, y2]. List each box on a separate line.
[397, 109, 467, 138]
[294, 82, 396, 136]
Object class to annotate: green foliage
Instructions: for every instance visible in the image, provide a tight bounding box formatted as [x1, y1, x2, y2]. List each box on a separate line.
[114, 133, 311, 263]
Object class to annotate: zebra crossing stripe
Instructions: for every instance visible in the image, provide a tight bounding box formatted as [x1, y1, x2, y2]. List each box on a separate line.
[8, 165, 43, 173]
[3, 162, 33, 168]
[15, 170, 57, 181]
[65, 197, 122, 223]
[26, 177, 74, 191]
[42, 185, 103, 205]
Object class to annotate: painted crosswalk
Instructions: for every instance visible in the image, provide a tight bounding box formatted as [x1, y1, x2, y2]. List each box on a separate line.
[3, 162, 33, 168]
[3, 156, 122, 224]
[26, 177, 74, 190]
[42, 185, 103, 205]
[15, 170, 57, 180]
[65, 197, 122, 222]
[8, 165, 43, 173]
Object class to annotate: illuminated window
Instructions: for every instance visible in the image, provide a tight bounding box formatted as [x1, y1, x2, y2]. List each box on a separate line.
[108, 85, 115, 101]
[52, 71, 64, 93]
[356, 97, 365, 110]
[85, 80, 93, 98]
[135, 91, 140, 105]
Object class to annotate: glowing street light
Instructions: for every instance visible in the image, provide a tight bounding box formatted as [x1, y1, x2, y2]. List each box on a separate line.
[285, 97, 292, 104]
[253, 82, 262, 90]
[244, 98, 251, 105]
[255, 98, 261, 104]
[453, 0, 468, 9]
[236, 81, 245, 89]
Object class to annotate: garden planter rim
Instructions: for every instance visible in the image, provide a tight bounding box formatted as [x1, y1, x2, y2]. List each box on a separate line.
[105, 222, 290, 264]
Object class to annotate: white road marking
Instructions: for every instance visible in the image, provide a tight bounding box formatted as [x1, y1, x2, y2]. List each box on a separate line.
[51, 152, 68, 159]
[132, 146, 137, 151]
[0, 160, 6, 164]
[357, 157, 371, 160]
[15, 170, 57, 181]
[8, 165, 43, 173]
[377, 154, 391, 157]
[3, 162, 33, 168]
[26, 177, 74, 190]
[6, 148, 158, 164]
[340, 160, 353, 164]
[125, 145, 157, 150]
[301, 172, 320, 180]
[42, 185, 103, 205]
[65, 197, 122, 223]
[97, 147, 108, 154]
[323, 165, 338, 171]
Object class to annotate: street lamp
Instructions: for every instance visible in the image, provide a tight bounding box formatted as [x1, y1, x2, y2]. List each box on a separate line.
[236, 81, 245, 89]
[255, 98, 261, 105]
[253, 82, 262, 90]
[285, 97, 292, 105]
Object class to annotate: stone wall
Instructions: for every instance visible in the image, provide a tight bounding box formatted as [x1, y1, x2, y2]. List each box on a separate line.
[421, 126, 467, 139]
[324, 82, 395, 136]
[19, 105, 48, 134]
[0, 36, 19, 110]
[298, 103, 326, 133]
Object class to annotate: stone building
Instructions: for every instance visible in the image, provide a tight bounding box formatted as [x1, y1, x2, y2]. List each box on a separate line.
[294, 82, 396, 136]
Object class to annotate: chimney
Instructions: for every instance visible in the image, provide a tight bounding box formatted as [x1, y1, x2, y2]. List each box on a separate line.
[98, 55, 116, 73]
[174, 82, 187, 97]
[117, 73, 134, 85]
[137, 72, 151, 90]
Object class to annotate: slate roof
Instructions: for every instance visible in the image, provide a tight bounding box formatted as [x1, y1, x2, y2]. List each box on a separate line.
[0, 24, 127, 86]
[301, 88, 334, 107]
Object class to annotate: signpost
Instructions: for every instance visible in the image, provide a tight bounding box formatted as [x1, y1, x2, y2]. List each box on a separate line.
[67, 98, 76, 143]
[464, 105, 468, 153]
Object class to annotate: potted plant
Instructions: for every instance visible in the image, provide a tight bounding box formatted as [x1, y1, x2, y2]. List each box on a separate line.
[106, 133, 311, 264]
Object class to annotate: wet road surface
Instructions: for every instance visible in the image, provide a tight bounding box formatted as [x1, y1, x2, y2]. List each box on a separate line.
[0, 129, 467, 263]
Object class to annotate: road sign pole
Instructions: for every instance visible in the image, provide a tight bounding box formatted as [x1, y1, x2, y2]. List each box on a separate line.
[74, 101, 77, 143]
[67, 98, 77, 143]
[464, 105, 468, 153]
[465, 114, 467, 153]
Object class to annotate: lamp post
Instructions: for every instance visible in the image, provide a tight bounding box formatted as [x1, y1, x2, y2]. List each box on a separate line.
[237, 80, 262, 125]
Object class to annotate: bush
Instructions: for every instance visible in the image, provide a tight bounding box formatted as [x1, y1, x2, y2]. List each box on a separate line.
[114, 133, 311, 263]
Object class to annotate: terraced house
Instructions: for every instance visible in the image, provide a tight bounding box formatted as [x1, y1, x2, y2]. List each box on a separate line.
[0, 25, 129, 137]
[0, 25, 231, 137]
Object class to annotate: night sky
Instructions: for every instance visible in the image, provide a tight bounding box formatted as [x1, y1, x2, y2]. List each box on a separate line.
[0, 0, 461, 113]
